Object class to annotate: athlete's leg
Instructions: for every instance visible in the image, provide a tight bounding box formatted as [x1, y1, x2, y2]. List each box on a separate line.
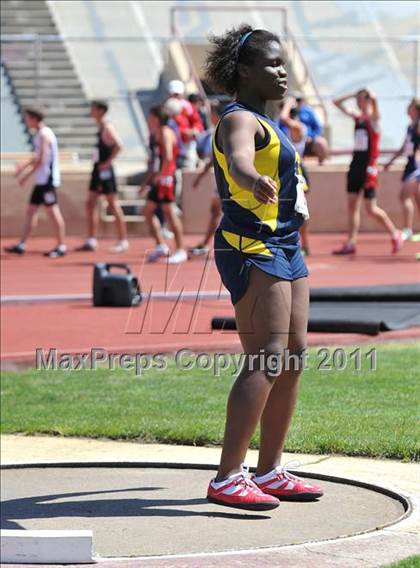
[105, 194, 127, 241]
[46, 204, 66, 246]
[348, 192, 363, 243]
[414, 180, 420, 213]
[256, 277, 309, 475]
[143, 199, 165, 246]
[162, 202, 184, 250]
[20, 204, 40, 242]
[364, 197, 397, 235]
[400, 179, 417, 230]
[86, 191, 99, 239]
[215, 268, 292, 481]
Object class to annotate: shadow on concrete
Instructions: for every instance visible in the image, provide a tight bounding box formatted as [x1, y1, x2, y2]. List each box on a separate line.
[1, 485, 270, 529]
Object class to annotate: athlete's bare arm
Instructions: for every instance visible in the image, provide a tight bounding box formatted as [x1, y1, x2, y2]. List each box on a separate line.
[280, 98, 305, 143]
[17, 130, 49, 186]
[367, 90, 380, 121]
[219, 111, 277, 204]
[384, 139, 405, 170]
[333, 93, 361, 119]
[367, 90, 380, 130]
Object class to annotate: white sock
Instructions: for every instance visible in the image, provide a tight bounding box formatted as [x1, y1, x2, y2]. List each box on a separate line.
[87, 237, 97, 247]
[211, 471, 243, 489]
[254, 468, 279, 483]
[57, 244, 67, 252]
[18, 242, 26, 249]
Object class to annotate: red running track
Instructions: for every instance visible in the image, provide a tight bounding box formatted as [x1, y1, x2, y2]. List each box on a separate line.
[1, 234, 419, 363]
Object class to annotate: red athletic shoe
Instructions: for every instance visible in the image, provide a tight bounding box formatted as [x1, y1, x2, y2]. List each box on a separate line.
[207, 470, 280, 511]
[253, 466, 323, 501]
[332, 242, 356, 255]
[391, 231, 403, 254]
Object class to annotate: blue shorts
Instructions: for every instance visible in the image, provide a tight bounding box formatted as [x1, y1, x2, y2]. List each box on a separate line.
[402, 160, 420, 183]
[214, 229, 308, 305]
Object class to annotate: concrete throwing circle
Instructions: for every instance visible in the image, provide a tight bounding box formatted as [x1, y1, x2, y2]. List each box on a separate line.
[1, 464, 407, 558]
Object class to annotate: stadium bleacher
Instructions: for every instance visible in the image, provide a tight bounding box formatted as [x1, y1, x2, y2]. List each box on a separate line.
[1, 0, 96, 158]
[1, 1, 418, 160]
[1, 63, 30, 152]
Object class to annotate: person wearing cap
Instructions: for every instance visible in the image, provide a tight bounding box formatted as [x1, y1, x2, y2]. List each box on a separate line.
[167, 80, 203, 168]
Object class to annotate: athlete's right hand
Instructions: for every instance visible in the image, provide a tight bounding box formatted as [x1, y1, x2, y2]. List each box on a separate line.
[252, 175, 278, 204]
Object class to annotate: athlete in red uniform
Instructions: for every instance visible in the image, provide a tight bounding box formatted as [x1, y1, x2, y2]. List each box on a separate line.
[140, 105, 187, 264]
[333, 89, 403, 255]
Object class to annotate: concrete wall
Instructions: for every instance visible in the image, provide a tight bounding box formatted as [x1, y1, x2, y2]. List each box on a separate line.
[1, 164, 148, 238]
[1, 162, 418, 238]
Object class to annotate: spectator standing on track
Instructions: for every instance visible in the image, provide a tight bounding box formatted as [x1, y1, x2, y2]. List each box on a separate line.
[279, 97, 311, 256]
[5, 106, 66, 258]
[188, 101, 226, 257]
[384, 97, 420, 242]
[294, 95, 329, 164]
[166, 80, 203, 168]
[333, 89, 403, 255]
[140, 105, 187, 264]
[76, 100, 128, 253]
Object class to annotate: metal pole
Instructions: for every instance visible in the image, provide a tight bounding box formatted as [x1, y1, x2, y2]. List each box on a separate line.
[170, 6, 175, 38]
[34, 34, 41, 104]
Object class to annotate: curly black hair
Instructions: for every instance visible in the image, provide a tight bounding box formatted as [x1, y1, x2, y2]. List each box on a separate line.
[204, 24, 281, 96]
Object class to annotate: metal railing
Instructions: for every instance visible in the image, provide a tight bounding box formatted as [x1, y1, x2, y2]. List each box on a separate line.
[169, 4, 328, 124]
[1, 32, 419, 153]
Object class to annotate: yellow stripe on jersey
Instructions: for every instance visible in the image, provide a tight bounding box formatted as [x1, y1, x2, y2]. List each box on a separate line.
[222, 230, 274, 257]
[295, 151, 309, 192]
[212, 117, 281, 233]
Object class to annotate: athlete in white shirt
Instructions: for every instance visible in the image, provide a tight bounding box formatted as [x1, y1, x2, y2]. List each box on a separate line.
[5, 106, 66, 258]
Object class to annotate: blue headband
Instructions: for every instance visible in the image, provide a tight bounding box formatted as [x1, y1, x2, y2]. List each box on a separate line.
[238, 30, 254, 49]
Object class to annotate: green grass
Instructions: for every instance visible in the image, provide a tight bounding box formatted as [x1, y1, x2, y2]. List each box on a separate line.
[385, 556, 420, 568]
[1, 343, 419, 460]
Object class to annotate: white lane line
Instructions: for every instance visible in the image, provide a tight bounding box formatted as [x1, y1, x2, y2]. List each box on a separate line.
[1, 291, 230, 304]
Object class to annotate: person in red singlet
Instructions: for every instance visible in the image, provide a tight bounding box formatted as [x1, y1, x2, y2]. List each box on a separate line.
[333, 89, 403, 255]
[139, 105, 187, 264]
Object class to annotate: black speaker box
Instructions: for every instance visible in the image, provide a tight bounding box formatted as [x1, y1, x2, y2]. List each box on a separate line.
[93, 263, 142, 307]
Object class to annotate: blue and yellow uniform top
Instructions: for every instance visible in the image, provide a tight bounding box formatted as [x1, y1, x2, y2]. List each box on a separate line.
[213, 100, 309, 304]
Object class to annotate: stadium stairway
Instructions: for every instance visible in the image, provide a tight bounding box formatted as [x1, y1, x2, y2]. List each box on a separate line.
[1, 63, 31, 152]
[1, 0, 96, 159]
